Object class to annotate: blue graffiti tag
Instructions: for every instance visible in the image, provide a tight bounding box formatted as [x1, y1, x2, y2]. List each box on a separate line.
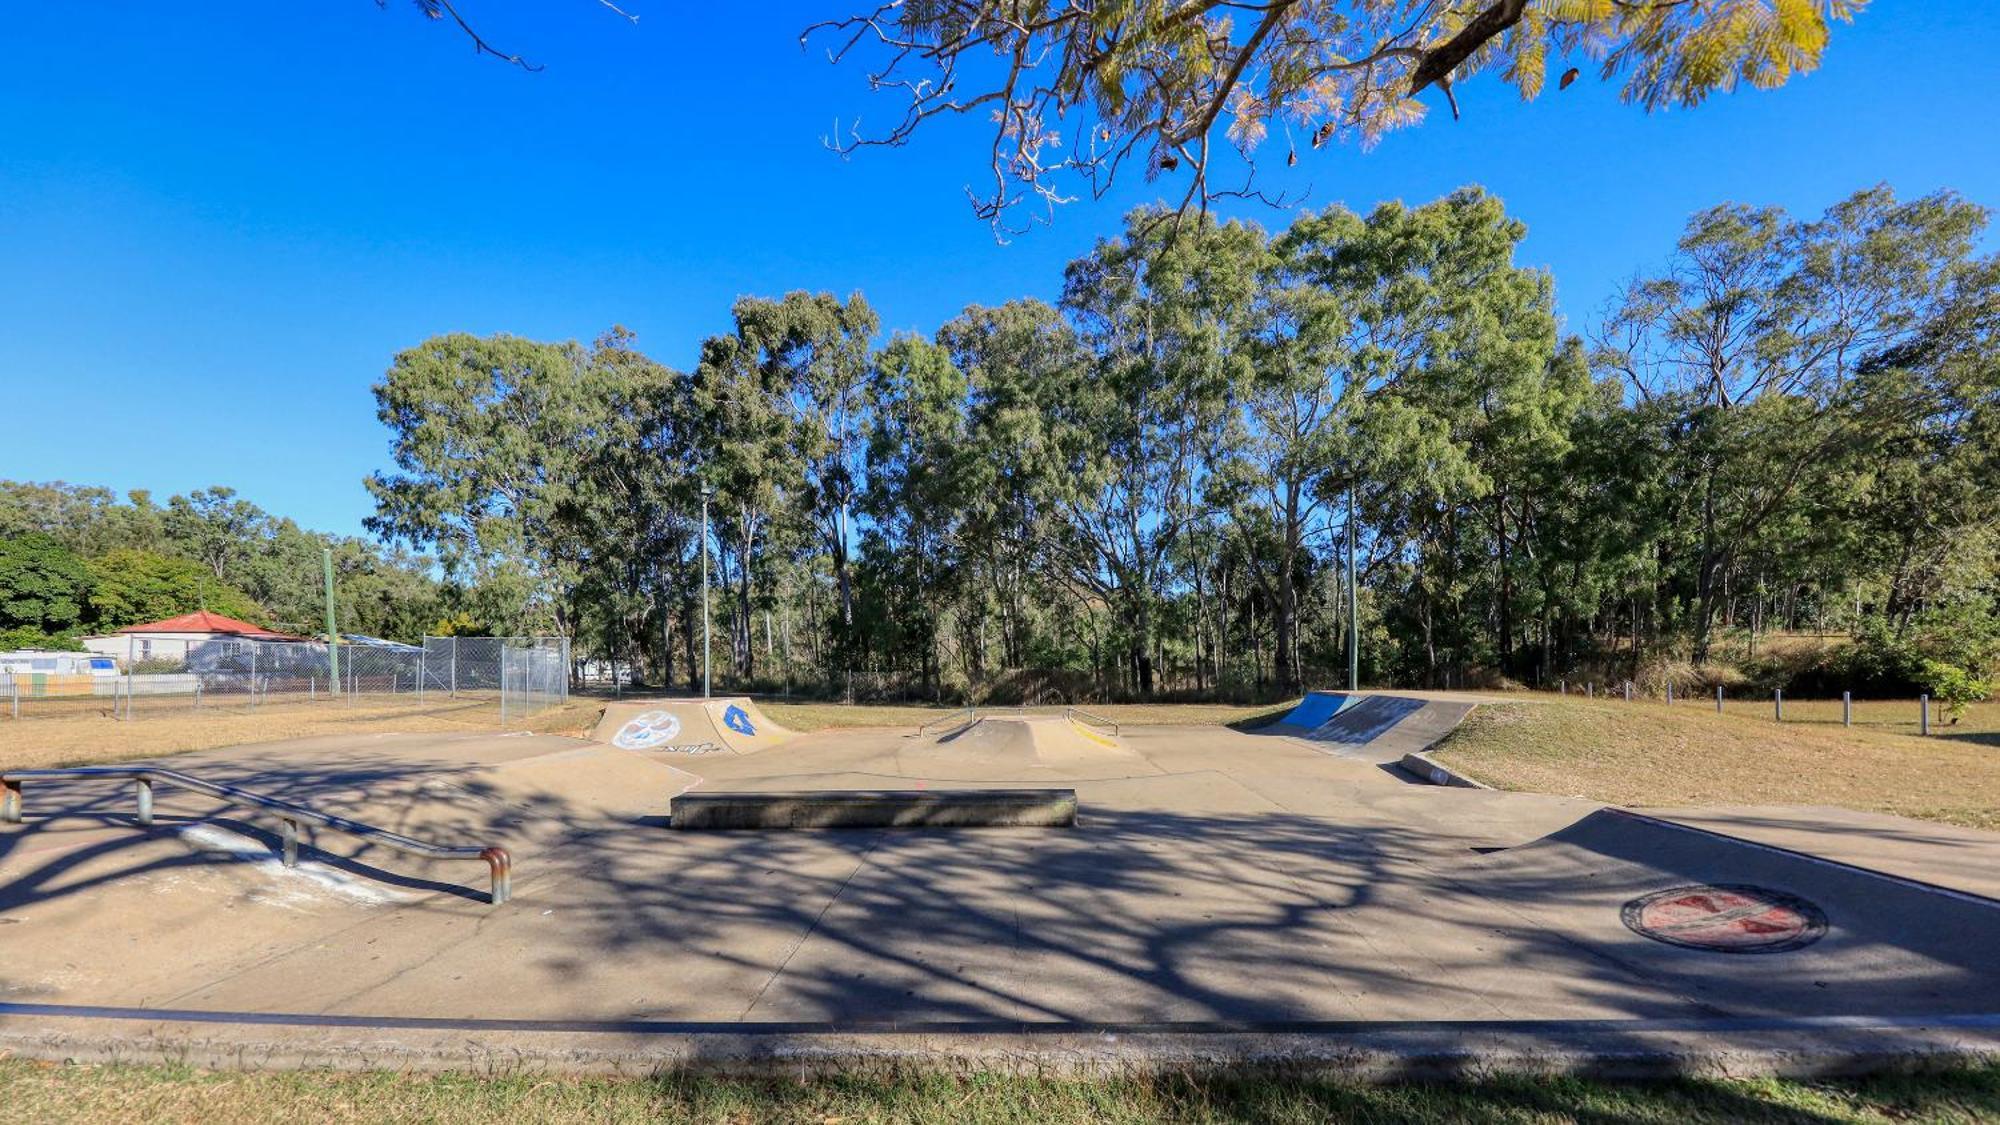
[722, 703, 756, 736]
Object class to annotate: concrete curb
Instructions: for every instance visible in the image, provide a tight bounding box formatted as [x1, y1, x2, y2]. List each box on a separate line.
[3, 1011, 1998, 1080]
[1398, 751, 1491, 789]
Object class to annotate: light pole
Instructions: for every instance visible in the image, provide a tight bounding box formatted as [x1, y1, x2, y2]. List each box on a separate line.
[700, 484, 713, 699]
[322, 547, 340, 698]
[1346, 487, 1359, 692]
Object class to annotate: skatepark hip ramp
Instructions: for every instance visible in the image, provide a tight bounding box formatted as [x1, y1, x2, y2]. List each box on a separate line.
[592, 696, 796, 755]
[906, 710, 1136, 768]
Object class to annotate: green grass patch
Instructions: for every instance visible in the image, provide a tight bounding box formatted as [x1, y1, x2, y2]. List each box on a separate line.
[2, 1060, 1997, 1123]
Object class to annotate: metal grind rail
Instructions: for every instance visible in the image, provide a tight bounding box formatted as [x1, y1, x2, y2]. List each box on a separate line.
[0, 766, 512, 905]
[914, 706, 979, 737]
[1064, 708, 1121, 737]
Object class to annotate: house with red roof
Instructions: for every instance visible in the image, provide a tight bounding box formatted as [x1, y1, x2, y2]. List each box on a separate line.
[81, 611, 309, 663]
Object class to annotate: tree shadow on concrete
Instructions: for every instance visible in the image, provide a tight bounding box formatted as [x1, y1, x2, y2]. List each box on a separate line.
[3, 740, 1998, 1056]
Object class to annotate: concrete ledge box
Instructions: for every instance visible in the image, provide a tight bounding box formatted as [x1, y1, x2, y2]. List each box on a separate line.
[670, 788, 1078, 830]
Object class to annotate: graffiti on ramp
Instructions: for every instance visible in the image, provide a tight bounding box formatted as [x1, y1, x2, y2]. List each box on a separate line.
[612, 710, 682, 750]
[722, 704, 756, 736]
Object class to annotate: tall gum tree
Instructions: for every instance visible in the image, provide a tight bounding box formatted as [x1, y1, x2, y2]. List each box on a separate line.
[1596, 185, 1994, 663]
[1057, 208, 1260, 693]
[366, 332, 613, 636]
[940, 299, 1084, 677]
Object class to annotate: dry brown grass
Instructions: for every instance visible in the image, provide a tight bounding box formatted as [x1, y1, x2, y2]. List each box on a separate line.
[1431, 695, 2000, 831]
[0, 695, 605, 772]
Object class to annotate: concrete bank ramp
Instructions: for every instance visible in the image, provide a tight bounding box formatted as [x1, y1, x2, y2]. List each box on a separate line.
[1305, 695, 1427, 743]
[592, 697, 797, 756]
[1267, 691, 1358, 733]
[1258, 692, 1475, 764]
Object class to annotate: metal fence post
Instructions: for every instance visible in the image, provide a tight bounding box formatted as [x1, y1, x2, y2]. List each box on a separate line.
[1774, 689, 1783, 722]
[1623, 681, 1632, 703]
[450, 637, 458, 698]
[1843, 691, 1852, 727]
[1920, 694, 1930, 736]
[1666, 683, 1674, 705]
[249, 643, 259, 709]
[1716, 685, 1724, 713]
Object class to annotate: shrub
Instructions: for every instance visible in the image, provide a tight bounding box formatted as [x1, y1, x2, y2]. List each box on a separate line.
[1923, 660, 1992, 723]
[1788, 608, 1998, 703]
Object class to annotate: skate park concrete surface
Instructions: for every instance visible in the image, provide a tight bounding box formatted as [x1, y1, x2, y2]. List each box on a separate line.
[2, 694, 1999, 1078]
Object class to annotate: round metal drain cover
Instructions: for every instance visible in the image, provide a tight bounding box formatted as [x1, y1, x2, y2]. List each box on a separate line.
[1621, 884, 1827, 953]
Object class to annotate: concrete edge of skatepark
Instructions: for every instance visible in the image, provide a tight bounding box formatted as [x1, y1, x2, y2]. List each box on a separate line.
[1397, 750, 1491, 789]
[2, 1009, 1998, 1080]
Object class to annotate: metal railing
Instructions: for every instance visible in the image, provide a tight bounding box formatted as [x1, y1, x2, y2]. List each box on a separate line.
[1065, 707, 1121, 736]
[1, 766, 512, 905]
[915, 706, 979, 737]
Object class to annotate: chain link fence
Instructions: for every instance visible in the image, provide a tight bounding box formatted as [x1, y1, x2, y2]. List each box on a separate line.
[0, 635, 568, 726]
[500, 636, 569, 725]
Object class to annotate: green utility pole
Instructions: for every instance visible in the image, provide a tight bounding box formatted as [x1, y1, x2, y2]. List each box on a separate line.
[1346, 488, 1359, 692]
[322, 547, 340, 696]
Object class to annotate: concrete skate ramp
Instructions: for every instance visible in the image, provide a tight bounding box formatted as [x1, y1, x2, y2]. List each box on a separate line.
[1268, 691, 1356, 732]
[906, 713, 1136, 769]
[592, 697, 796, 755]
[1305, 694, 1427, 744]
[484, 745, 700, 824]
[1465, 807, 2000, 1014]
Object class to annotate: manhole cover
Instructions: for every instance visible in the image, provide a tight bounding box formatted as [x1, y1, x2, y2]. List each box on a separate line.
[1621, 884, 1827, 953]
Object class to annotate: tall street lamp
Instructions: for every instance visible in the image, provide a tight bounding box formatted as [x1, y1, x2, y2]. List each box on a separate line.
[700, 484, 713, 699]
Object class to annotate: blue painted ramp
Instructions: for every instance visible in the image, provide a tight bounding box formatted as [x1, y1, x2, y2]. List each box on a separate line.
[1305, 695, 1427, 745]
[1270, 691, 1355, 732]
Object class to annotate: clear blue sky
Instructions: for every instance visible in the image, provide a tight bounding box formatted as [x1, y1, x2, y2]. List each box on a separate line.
[3, 1, 1995, 538]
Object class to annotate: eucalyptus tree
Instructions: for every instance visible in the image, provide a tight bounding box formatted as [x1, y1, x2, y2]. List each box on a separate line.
[1055, 208, 1260, 693]
[860, 334, 974, 697]
[1256, 189, 1583, 684]
[367, 331, 622, 636]
[940, 299, 1084, 675]
[565, 328, 699, 682]
[809, 0, 1862, 231]
[688, 314, 794, 682]
[1834, 252, 2000, 627]
[165, 487, 269, 583]
[701, 292, 881, 694]
[1597, 185, 1994, 662]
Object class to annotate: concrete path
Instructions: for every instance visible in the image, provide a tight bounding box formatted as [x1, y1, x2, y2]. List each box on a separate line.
[2, 720, 1997, 1075]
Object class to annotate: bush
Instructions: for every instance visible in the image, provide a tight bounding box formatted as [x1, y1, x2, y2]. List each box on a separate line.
[1787, 609, 1998, 703]
[1924, 660, 1992, 723]
[0, 627, 85, 653]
